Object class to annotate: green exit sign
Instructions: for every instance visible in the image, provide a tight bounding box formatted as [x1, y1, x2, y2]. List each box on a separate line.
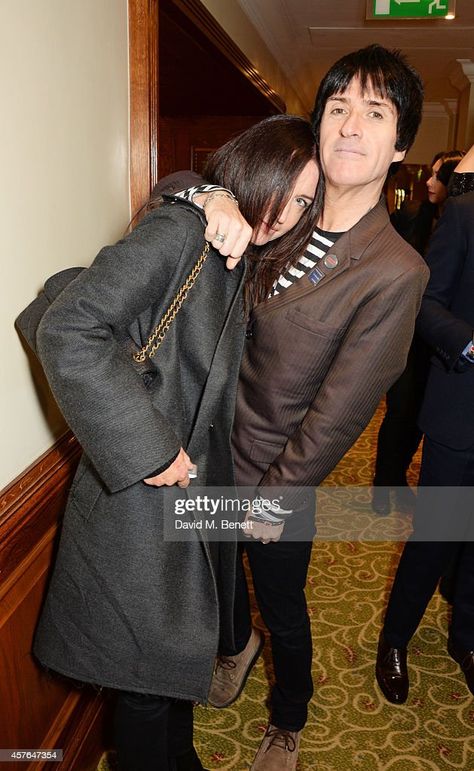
[369, 0, 455, 18]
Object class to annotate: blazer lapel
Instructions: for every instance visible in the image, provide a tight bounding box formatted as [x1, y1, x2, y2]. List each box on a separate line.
[253, 199, 390, 319]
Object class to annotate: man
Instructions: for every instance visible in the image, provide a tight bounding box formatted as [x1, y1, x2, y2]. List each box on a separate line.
[157, 45, 428, 771]
[376, 186, 474, 705]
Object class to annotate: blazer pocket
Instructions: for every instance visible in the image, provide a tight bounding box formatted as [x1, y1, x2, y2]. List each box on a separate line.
[285, 308, 345, 338]
[70, 456, 103, 522]
[249, 439, 285, 464]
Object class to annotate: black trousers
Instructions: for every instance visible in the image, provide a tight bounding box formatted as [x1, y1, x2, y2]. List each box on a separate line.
[221, 537, 314, 732]
[373, 337, 430, 486]
[383, 435, 474, 649]
[114, 691, 204, 771]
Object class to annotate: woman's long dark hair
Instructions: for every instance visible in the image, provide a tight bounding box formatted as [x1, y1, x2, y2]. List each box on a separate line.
[204, 115, 323, 308]
[136, 115, 322, 310]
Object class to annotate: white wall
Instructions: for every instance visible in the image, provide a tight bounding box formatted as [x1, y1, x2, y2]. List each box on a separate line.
[1, 0, 130, 490]
[405, 103, 451, 165]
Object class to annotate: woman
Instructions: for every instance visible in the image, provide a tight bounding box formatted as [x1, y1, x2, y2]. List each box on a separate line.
[426, 149, 465, 209]
[32, 115, 319, 771]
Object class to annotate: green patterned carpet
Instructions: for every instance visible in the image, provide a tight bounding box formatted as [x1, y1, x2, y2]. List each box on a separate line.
[99, 405, 474, 770]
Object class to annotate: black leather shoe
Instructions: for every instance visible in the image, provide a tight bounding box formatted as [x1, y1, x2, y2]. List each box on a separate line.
[447, 638, 474, 696]
[371, 487, 391, 517]
[375, 632, 409, 704]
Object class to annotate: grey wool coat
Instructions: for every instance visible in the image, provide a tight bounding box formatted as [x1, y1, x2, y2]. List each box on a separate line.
[33, 199, 246, 702]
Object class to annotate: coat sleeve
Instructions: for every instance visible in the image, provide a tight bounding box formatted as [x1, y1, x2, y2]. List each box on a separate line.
[415, 197, 472, 370]
[152, 171, 204, 198]
[37, 207, 198, 492]
[259, 263, 428, 494]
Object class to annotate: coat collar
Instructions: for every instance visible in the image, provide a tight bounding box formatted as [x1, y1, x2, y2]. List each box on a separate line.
[162, 194, 208, 228]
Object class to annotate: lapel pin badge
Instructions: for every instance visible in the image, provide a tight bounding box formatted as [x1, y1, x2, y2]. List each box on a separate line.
[323, 254, 339, 270]
[308, 267, 324, 285]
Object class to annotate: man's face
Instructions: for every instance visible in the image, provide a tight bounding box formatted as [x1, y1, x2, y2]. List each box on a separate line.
[319, 76, 406, 193]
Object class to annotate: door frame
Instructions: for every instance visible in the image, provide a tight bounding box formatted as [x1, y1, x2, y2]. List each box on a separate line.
[128, 0, 285, 216]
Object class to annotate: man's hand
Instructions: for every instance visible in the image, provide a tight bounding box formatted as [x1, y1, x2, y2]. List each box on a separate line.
[243, 513, 285, 544]
[143, 447, 194, 488]
[194, 192, 253, 267]
[242, 497, 290, 544]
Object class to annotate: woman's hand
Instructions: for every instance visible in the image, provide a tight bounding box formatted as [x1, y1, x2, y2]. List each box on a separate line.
[143, 447, 194, 488]
[194, 192, 253, 266]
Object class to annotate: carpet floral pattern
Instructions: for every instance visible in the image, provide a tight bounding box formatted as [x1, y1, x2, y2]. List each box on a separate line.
[98, 405, 474, 770]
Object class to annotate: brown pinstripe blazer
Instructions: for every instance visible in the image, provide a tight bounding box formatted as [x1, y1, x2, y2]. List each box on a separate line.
[151, 175, 429, 501]
[232, 199, 429, 492]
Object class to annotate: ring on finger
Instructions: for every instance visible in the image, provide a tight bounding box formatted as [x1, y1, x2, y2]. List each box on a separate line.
[214, 232, 226, 244]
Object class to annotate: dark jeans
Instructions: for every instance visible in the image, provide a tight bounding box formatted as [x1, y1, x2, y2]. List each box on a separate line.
[114, 691, 204, 771]
[222, 538, 314, 732]
[383, 436, 474, 650]
[373, 337, 429, 486]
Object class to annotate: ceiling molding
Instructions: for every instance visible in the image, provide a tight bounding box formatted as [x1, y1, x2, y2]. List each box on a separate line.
[170, 0, 286, 112]
[308, 25, 474, 49]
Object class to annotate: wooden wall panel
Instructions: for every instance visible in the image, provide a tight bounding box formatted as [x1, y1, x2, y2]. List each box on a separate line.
[159, 115, 265, 177]
[0, 435, 109, 771]
[129, 0, 159, 217]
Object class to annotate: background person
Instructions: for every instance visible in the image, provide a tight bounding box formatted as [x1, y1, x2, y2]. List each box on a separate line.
[376, 148, 474, 706]
[372, 149, 465, 516]
[30, 115, 319, 771]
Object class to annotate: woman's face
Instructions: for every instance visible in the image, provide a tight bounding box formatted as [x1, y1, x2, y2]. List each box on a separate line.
[252, 159, 319, 246]
[426, 159, 448, 205]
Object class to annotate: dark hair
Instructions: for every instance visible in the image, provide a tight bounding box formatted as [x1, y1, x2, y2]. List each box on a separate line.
[204, 115, 317, 231]
[311, 44, 424, 153]
[204, 115, 323, 308]
[134, 116, 321, 309]
[435, 149, 465, 187]
[392, 149, 466, 256]
[430, 150, 446, 167]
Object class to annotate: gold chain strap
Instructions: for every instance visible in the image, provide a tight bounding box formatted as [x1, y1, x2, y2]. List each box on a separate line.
[132, 242, 210, 363]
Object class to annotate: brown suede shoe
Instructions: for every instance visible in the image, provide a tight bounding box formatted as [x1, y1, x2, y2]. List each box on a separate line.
[448, 638, 474, 696]
[250, 725, 300, 771]
[207, 628, 264, 708]
[375, 631, 409, 704]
